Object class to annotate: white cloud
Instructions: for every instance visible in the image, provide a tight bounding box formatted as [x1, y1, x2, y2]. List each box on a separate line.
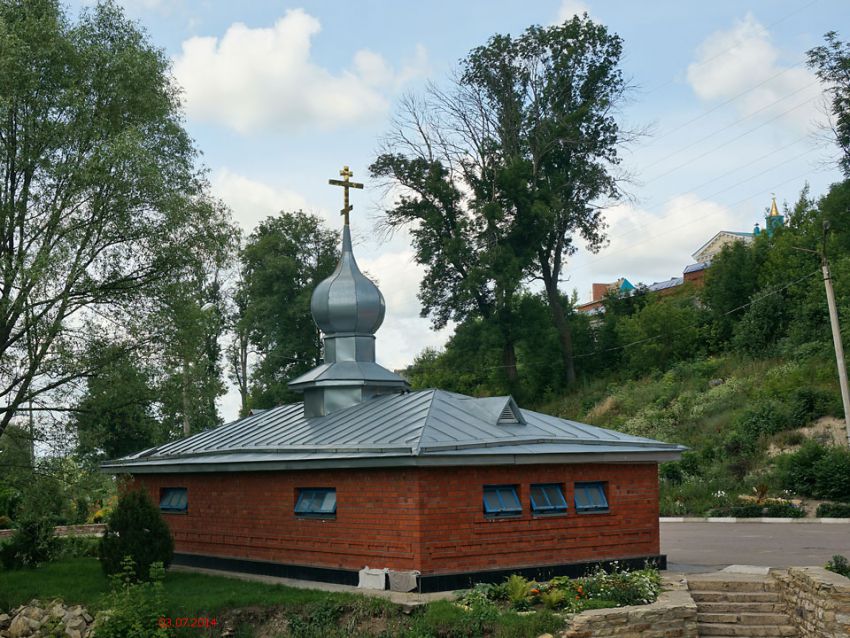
[173, 9, 428, 134]
[686, 13, 822, 131]
[210, 168, 311, 233]
[555, 0, 590, 23]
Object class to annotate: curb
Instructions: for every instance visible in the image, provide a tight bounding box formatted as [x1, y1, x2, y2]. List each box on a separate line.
[660, 516, 850, 524]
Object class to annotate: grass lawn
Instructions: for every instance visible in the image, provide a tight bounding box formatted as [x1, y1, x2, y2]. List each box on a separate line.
[0, 559, 566, 637]
[0, 557, 355, 614]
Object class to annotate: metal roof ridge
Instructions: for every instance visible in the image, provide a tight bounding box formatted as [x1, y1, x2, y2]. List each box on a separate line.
[418, 436, 685, 453]
[411, 388, 438, 456]
[118, 443, 418, 462]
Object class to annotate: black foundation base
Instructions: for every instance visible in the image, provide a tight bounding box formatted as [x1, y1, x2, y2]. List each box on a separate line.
[172, 552, 666, 593]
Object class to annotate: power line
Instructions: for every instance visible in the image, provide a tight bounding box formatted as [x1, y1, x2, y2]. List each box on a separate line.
[443, 268, 821, 373]
[642, 80, 819, 173]
[644, 96, 818, 184]
[640, 0, 819, 97]
[646, 62, 808, 146]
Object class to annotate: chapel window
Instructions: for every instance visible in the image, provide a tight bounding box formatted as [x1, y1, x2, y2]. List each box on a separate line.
[482, 485, 522, 518]
[295, 488, 337, 518]
[574, 481, 609, 514]
[159, 487, 188, 514]
[530, 483, 567, 515]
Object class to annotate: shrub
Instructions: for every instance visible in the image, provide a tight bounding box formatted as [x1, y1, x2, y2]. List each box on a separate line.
[825, 555, 850, 579]
[0, 515, 12, 529]
[777, 442, 850, 502]
[0, 519, 59, 569]
[93, 557, 170, 638]
[57, 535, 100, 559]
[659, 463, 684, 485]
[734, 400, 791, 440]
[776, 441, 827, 496]
[98, 489, 174, 580]
[817, 502, 850, 518]
[707, 503, 805, 518]
[813, 447, 850, 502]
[788, 387, 833, 425]
[504, 574, 533, 610]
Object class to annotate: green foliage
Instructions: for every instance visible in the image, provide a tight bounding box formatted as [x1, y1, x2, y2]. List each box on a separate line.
[0, 519, 59, 569]
[702, 241, 761, 345]
[71, 345, 166, 463]
[504, 574, 534, 610]
[706, 503, 805, 518]
[615, 298, 704, 376]
[826, 555, 850, 578]
[0, 0, 237, 440]
[94, 557, 170, 638]
[237, 212, 338, 409]
[816, 502, 850, 517]
[372, 15, 627, 390]
[777, 442, 850, 502]
[99, 489, 174, 580]
[56, 535, 100, 559]
[807, 33, 850, 176]
[732, 292, 787, 356]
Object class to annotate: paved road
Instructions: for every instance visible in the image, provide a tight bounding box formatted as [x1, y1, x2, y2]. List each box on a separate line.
[661, 522, 850, 573]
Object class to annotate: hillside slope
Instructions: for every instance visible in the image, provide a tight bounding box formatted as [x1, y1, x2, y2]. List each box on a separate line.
[537, 348, 850, 515]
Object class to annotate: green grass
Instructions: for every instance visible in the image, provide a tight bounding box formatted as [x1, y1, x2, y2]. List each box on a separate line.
[0, 559, 567, 637]
[0, 557, 354, 614]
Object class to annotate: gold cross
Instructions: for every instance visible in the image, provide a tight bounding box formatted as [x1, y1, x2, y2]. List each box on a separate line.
[328, 165, 364, 226]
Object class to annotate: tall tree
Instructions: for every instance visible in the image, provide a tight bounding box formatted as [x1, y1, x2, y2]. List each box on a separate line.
[371, 16, 627, 388]
[70, 343, 165, 463]
[0, 0, 232, 439]
[154, 200, 238, 436]
[808, 32, 850, 176]
[238, 212, 338, 408]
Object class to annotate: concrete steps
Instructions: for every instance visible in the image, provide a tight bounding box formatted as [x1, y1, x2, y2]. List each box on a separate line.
[687, 573, 798, 638]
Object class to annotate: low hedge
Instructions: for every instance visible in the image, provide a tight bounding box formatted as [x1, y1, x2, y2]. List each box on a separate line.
[816, 502, 850, 518]
[707, 503, 805, 518]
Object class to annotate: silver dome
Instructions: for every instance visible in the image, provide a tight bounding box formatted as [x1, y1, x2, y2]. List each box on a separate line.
[310, 225, 385, 335]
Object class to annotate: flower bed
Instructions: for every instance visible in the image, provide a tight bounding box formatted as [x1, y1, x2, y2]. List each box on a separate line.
[457, 564, 662, 615]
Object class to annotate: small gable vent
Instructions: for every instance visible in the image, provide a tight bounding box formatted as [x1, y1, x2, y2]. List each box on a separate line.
[497, 402, 522, 425]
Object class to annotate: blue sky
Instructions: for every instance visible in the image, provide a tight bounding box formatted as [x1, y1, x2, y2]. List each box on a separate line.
[71, 0, 845, 419]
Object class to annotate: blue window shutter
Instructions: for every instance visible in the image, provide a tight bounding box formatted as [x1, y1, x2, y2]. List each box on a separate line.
[295, 488, 336, 517]
[531, 484, 567, 514]
[160, 488, 187, 513]
[575, 482, 608, 513]
[483, 485, 521, 517]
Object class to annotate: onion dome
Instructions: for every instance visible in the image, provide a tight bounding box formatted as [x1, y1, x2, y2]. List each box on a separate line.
[310, 225, 385, 335]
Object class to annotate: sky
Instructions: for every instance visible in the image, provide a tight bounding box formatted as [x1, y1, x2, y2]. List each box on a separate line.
[70, 0, 846, 421]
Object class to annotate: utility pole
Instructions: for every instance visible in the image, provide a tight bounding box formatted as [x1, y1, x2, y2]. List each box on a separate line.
[821, 221, 850, 445]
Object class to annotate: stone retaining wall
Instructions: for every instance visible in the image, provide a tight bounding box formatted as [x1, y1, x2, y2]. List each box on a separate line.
[773, 566, 850, 637]
[0, 524, 105, 540]
[559, 581, 698, 638]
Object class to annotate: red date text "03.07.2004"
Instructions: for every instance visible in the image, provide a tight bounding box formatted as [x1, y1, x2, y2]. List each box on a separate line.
[158, 617, 218, 629]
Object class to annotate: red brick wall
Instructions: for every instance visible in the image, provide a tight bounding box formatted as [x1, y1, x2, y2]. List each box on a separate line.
[133, 468, 422, 571]
[133, 462, 659, 576]
[416, 463, 659, 574]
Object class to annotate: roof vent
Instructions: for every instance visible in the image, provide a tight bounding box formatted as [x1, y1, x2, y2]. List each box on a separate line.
[497, 399, 523, 425]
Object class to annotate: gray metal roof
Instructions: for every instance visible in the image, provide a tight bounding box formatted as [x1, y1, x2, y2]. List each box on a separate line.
[647, 277, 684, 292]
[102, 389, 685, 473]
[683, 261, 710, 274]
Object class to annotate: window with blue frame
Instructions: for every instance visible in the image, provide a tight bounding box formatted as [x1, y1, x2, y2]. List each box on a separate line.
[574, 481, 609, 513]
[159, 487, 188, 514]
[530, 483, 568, 515]
[482, 485, 522, 518]
[295, 488, 337, 518]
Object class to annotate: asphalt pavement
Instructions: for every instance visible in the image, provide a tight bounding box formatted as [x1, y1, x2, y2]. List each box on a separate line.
[661, 521, 850, 573]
